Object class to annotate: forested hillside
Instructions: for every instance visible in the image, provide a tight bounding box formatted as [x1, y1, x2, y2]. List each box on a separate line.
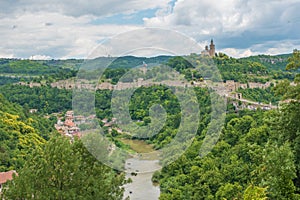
[0, 94, 56, 171]
[240, 54, 291, 71]
[154, 50, 300, 199]
[0, 50, 299, 199]
[0, 53, 296, 87]
[1, 135, 128, 199]
[0, 90, 128, 199]
[154, 102, 300, 199]
[0, 85, 72, 114]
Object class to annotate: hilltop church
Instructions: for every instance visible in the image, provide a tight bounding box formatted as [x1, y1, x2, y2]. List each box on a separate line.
[201, 39, 216, 57]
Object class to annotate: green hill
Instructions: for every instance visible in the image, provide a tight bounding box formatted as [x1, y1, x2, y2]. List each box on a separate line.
[0, 94, 56, 171]
[239, 54, 291, 71]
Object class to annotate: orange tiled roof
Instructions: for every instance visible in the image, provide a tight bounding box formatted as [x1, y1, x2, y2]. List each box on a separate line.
[64, 120, 75, 127]
[0, 170, 18, 184]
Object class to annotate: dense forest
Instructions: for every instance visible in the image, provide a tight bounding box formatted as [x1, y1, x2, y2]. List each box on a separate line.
[0, 76, 24, 85]
[1, 135, 128, 199]
[0, 94, 57, 172]
[94, 86, 211, 150]
[0, 53, 296, 86]
[0, 86, 128, 199]
[0, 85, 72, 114]
[154, 50, 300, 199]
[0, 50, 299, 199]
[154, 103, 300, 199]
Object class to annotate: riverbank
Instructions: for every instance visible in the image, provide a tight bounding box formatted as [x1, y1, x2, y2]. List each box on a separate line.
[120, 139, 161, 200]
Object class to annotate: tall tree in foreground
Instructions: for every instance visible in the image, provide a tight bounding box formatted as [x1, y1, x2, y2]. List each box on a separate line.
[258, 142, 298, 199]
[1, 135, 128, 200]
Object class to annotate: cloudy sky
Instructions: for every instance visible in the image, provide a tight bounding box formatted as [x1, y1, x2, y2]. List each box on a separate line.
[1, 0, 300, 59]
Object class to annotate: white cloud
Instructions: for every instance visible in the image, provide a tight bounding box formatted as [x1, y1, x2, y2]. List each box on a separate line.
[1, 0, 300, 59]
[145, 0, 299, 32]
[0, 12, 141, 58]
[87, 28, 202, 58]
[144, 0, 300, 46]
[29, 55, 52, 60]
[0, 52, 14, 59]
[221, 48, 255, 58]
[221, 40, 300, 58]
[0, 0, 172, 18]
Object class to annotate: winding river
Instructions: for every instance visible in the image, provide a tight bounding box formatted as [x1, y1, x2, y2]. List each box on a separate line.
[121, 140, 161, 200]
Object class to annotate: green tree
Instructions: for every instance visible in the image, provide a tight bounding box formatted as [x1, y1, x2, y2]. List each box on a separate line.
[215, 182, 243, 199]
[258, 143, 298, 200]
[2, 135, 128, 200]
[243, 184, 267, 200]
[286, 49, 300, 70]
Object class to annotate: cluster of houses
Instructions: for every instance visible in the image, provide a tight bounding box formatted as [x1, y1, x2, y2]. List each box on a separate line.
[54, 111, 96, 138]
[54, 111, 124, 139]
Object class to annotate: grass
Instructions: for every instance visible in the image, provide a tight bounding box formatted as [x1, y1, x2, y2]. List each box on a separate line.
[118, 138, 154, 153]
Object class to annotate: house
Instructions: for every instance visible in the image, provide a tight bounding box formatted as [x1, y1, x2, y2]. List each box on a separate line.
[65, 111, 74, 119]
[0, 170, 18, 193]
[64, 120, 75, 127]
[29, 109, 38, 113]
[68, 126, 80, 134]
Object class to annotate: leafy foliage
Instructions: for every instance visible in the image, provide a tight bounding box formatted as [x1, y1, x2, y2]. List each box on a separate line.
[157, 106, 300, 199]
[240, 54, 291, 71]
[237, 86, 281, 104]
[2, 135, 128, 200]
[0, 85, 72, 114]
[155, 51, 300, 199]
[95, 86, 211, 149]
[0, 94, 55, 171]
[0, 52, 299, 199]
[287, 49, 300, 70]
[0, 76, 27, 85]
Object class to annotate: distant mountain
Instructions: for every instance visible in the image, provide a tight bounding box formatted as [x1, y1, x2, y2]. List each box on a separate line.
[239, 54, 292, 71]
[105, 55, 172, 69]
[0, 58, 82, 75]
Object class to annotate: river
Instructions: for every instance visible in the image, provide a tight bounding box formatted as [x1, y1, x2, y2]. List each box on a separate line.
[120, 139, 161, 200]
[123, 158, 160, 200]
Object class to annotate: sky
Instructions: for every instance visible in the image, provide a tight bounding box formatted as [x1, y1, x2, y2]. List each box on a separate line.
[1, 0, 300, 59]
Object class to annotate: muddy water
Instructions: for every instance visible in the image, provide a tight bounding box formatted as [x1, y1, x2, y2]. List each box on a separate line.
[121, 139, 161, 200]
[123, 158, 161, 200]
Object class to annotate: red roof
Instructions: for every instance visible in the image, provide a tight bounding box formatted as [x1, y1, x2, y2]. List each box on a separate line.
[64, 120, 75, 127]
[0, 170, 18, 184]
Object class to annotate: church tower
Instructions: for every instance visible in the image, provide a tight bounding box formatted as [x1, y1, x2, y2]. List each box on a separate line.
[209, 39, 215, 57]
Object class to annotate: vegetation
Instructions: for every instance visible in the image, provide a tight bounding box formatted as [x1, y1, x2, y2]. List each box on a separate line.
[237, 86, 281, 104]
[95, 85, 211, 149]
[155, 104, 300, 199]
[0, 85, 72, 114]
[0, 51, 299, 199]
[154, 50, 300, 199]
[0, 76, 28, 85]
[0, 94, 56, 171]
[111, 56, 170, 68]
[239, 54, 291, 71]
[1, 135, 128, 200]
[165, 53, 296, 83]
[214, 53, 269, 82]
